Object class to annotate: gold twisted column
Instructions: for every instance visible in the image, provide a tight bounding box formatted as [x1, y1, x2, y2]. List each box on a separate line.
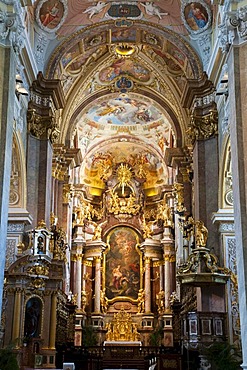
[49, 293, 57, 349]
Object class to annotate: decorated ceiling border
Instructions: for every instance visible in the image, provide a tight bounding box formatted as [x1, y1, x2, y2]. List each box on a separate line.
[45, 20, 203, 80]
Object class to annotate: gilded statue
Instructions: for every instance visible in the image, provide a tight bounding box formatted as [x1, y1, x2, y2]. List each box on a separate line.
[156, 200, 173, 227]
[141, 216, 154, 239]
[108, 189, 140, 215]
[137, 288, 145, 313]
[195, 220, 208, 247]
[92, 223, 102, 241]
[105, 323, 113, 341]
[100, 288, 108, 314]
[81, 290, 88, 313]
[156, 289, 165, 315]
[173, 183, 186, 213]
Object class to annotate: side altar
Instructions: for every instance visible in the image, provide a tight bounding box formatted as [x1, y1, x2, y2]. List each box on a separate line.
[103, 308, 141, 346]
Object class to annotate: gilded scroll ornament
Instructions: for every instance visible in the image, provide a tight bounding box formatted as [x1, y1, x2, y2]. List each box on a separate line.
[187, 109, 218, 143]
[27, 108, 59, 142]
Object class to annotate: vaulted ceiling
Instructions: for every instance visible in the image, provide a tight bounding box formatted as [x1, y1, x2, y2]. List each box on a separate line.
[31, 0, 214, 196]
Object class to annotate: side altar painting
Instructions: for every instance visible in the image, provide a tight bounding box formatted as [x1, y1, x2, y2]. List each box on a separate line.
[105, 227, 140, 300]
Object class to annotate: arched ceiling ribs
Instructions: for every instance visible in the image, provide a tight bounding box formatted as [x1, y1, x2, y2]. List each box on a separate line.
[46, 20, 203, 82]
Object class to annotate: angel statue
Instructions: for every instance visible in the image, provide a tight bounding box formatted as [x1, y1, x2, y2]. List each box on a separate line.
[137, 288, 145, 313]
[141, 215, 154, 239]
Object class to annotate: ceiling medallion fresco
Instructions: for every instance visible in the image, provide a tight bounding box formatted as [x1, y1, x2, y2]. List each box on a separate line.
[36, 0, 68, 33]
[181, 0, 212, 34]
[84, 94, 161, 126]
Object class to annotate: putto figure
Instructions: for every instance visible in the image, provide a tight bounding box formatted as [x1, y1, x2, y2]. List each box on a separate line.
[83, 1, 107, 19]
[140, 2, 168, 19]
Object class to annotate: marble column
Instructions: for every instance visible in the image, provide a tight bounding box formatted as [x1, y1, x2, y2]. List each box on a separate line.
[159, 262, 164, 291]
[49, 293, 57, 349]
[12, 288, 22, 344]
[193, 138, 219, 250]
[227, 43, 247, 368]
[164, 254, 171, 311]
[144, 257, 151, 313]
[0, 14, 18, 321]
[161, 233, 175, 312]
[27, 137, 53, 227]
[94, 257, 101, 314]
[26, 72, 65, 228]
[75, 254, 82, 309]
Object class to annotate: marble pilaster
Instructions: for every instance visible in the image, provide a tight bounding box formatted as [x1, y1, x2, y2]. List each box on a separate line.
[227, 43, 247, 368]
[0, 9, 19, 322]
[193, 138, 219, 251]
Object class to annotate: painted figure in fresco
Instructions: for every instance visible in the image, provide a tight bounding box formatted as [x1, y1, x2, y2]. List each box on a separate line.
[187, 3, 207, 29]
[112, 264, 123, 289]
[83, 1, 107, 19]
[41, 1, 60, 27]
[140, 2, 168, 19]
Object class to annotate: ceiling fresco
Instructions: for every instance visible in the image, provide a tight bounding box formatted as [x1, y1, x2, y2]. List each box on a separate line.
[48, 0, 187, 37]
[74, 92, 174, 154]
[31, 0, 211, 196]
[84, 95, 161, 125]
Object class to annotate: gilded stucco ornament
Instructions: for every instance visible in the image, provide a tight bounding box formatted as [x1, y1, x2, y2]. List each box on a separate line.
[187, 99, 218, 143]
[105, 308, 141, 341]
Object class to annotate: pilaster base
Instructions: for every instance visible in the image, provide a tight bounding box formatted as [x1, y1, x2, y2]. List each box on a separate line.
[91, 314, 103, 327]
[141, 314, 154, 329]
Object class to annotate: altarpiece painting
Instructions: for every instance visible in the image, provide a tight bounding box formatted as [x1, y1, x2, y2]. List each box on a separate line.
[104, 227, 141, 301]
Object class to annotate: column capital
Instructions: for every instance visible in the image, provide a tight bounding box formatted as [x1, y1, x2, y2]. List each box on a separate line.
[187, 99, 218, 144]
[0, 6, 24, 54]
[27, 72, 65, 143]
[218, 8, 247, 53]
